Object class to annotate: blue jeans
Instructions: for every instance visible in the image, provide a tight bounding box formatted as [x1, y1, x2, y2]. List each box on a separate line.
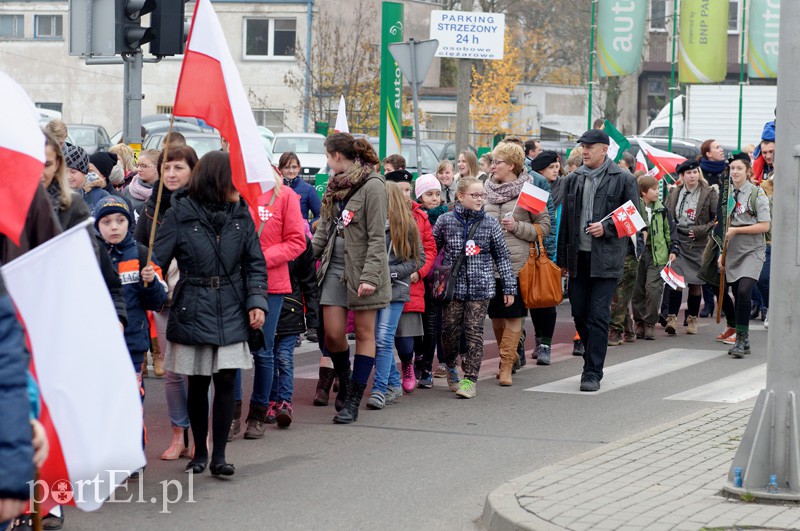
[164, 370, 189, 428]
[269, 334, 297, 403]
[757, 244, 771, 308]
[235, 294, 284, 406]
[371, 302, 405, 395]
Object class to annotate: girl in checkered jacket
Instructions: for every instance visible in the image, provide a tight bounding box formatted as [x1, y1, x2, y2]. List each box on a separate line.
[432, 177, 516, 399]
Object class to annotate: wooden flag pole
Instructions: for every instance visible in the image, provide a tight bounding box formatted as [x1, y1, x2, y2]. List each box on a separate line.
[143, 116, 176, 287]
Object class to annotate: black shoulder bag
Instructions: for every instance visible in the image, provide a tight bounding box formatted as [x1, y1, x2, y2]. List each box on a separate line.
[428, 218, 482, 306]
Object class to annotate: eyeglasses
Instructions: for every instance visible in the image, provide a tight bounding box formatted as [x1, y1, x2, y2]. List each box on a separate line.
[464, 193, 485, 199]
[490, 159, 505, 165]
[137, 163, 154, 169]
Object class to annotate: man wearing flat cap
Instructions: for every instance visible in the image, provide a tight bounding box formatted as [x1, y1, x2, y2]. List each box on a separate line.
[556, 129, 639, 392]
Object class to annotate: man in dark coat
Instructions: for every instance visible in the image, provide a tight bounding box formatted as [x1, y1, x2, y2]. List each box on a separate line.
[556, 129, 639, 391]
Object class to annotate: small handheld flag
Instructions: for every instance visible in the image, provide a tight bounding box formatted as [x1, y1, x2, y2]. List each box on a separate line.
[515, 182, 550, 215]
[607, 200, 646, 238]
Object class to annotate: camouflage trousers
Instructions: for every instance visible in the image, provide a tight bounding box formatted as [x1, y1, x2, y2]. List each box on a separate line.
[609, 254, 639, 334]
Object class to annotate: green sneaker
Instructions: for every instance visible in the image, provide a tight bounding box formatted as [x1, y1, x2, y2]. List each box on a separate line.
[455, 379, 476, 399]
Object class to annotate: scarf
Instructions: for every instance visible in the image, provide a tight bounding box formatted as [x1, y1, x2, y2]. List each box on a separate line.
[127, 174, 153, 201]
[321, 160, 373, 217]
[484, 171, 532, 205]
[45, 180, 62, 215]
[700, 158, 726, 175]
[576, 157, 612, 230]
[201, 201, 232, 234]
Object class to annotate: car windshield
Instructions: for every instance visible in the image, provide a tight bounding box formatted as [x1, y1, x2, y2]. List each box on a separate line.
[185, 136, 221, 157]
[70, 128, 96, 146]
[404, 144, 439, 171]
[274, 137, 326, 154]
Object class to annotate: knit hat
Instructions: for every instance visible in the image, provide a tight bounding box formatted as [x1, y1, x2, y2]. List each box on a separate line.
[93, 196, 133, 230]
[63, 144, 89, 175]
[385, 169, 414, 183]
[414, 173, 441, 199]
[89, 152, 118, 179]
[530, 151, 559, 172]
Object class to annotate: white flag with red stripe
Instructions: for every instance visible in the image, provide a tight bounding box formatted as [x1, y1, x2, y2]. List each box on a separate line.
[635, 150, 648, 173]
[515, 182, 549, 215]
[635, 136, 686, 178]
[610, 200, 646, 238]
[334, 95, 349, 133]
[173, 0, 277, 206]
[0, 71, 45, 245]
[660, 262, 686, 289]
[1, 221, 145, 513]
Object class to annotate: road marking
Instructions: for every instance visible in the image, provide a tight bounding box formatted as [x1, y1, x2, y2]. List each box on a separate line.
[524, 348, 723, 395]
[664, 364, 766, 403]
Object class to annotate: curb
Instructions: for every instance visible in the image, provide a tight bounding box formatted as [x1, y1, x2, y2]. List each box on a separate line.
[480, 402, 751, 530]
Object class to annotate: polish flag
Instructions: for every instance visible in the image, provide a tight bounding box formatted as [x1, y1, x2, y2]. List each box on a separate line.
[173, 0, 277, 207]
[610, 200, 646, 238]
[0, 72, 45, 245]
[634, 136, 686, 179]
[1, 220, 146, 514]
[660, 263, 686, 289]
[635, 150, 648, 173]
[334, 95, 349, 133]
[515, 182, 550, 215]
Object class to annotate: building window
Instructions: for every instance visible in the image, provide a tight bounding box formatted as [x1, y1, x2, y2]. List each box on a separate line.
[156, 105, 174, 114]
[0, 15, 24, 39]
[35, 15, 63, 39]
[728, 0, 740, 32]
[36, 102, 63, 113]
[244, 18, 296, 58]
[650, 0, 667, 31]
[253, 109, 286, 132]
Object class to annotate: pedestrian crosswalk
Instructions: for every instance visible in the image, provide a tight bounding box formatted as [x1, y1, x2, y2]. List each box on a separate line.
[665, 364, 766, 403]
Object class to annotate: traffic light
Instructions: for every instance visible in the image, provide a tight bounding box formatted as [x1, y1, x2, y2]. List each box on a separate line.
[115, 0, 156, 54]
[149, 0, 187, 56]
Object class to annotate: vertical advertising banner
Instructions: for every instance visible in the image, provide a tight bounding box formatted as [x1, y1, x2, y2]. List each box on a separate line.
[748, 0, 780, 78]
[679, 0, 729, 83]
[596, 0, 647, 77]
[379, 2, 404, 160]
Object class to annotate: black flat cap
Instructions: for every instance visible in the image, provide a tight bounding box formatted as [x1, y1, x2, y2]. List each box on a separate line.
[577, 129, 610, 145]
[675, 160, 700, 174]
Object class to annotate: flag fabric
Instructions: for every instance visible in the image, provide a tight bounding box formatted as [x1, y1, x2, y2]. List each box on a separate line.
[610, 200, 646, 238]
[515, 182, 550, 215]
[634, 136, 686, 178]
[645, 165, 660, 179]
[334, 95, 349, 133]
[635, 150, 648, 173]
[660, 263, 686, 290]
[1, 220, 146, 514]
[602, 120, 631, 162]
[0, 71, 45, 246]
[173, 0, 277, 207]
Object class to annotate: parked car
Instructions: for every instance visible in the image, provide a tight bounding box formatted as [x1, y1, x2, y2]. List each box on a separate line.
[625, 136, 703, 161]
[110, 121, 203, 145]
[67, 124, 111, 155]
[368, 137, 439, 175]
[423, 140, 477, 163]
[143, 131, 222, 158]
[272, 133, 328, 183]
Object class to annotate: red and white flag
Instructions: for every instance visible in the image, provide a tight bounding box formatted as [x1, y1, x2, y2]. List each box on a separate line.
[635, 136, 686, 178]
[334, 95, 349, 133]
[515, 182, 550, 215]
[635, 150, 648, 173]
[610, 200, 646, 238]
[1, 221, 146, 514]
[173, 0, 277, 206]
[660, 263, 686, 289]
[0, 71, 45, 245]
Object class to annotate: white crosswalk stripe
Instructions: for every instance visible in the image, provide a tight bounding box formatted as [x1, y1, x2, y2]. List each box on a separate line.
[665, 364, 766, 403]
[524, 348, 723, 395]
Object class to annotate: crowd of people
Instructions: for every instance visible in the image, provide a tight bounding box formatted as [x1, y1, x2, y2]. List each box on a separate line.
[1, 116, 775, 530]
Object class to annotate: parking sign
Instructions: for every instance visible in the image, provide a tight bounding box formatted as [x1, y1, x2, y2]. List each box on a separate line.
[429, 10, 505, 60]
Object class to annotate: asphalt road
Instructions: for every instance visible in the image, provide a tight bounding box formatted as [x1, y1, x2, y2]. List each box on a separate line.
[66, 302, 768, 530]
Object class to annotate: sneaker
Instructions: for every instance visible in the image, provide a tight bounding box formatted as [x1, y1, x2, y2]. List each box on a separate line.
[665, 315, 678, 335]
[634, 321, 645, 339]
[580, 378, 600, 392]
[644, 324, 656, 340]
[417, 372, 433, 389]
[265, 401, 278, 424]
[295, 336, 303, 348]
[716, 327, 736, 343]
[276, 401, 293, 428]
[305, 328, 318, 343]
[433, 364, 448, 378]
[608, 330, 623, 346]
[455, 379, 477, 399]
[765, 316, 769, 329]
[446, 367, 461, 391]
[761, 308, 768, 322]
[536, 344, 551, 366]
[385, 386, 402, 405]
[347, 332, 356, 340]
[722, 332, 738, 346]
[401, 362, 416, 393]
[572, 340, 584, 356]
[623, 330, 637, 343]
[366, 391, 386, 410]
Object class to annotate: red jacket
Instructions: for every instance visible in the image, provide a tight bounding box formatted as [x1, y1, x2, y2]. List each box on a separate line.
[404, 201, 437, 313]
[250, 187, 307, 295]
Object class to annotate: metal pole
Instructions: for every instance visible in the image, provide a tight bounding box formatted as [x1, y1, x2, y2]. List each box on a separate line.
[122, 52, 144, 145]
[667, 0, 678, 152]
[304, 0, 313, 132]
[737, 0, 747, 152]
[587, 0, 597, 130]
[409, 39, 423, 175]
[723, 0, 800, 501]
[455, 0, 472, 153]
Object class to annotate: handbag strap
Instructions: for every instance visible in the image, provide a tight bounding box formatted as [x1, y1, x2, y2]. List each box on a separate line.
[452, 218, 483, 277]
[533, 224, 547, 259]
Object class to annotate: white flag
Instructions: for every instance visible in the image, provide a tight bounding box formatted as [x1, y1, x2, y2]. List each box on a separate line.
[334, 95, 349, 133]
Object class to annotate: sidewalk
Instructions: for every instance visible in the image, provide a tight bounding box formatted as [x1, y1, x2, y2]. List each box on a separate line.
[482, 401, 800, 530]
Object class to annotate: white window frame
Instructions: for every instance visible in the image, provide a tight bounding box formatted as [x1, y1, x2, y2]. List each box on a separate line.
[0, 14, 25, 40]
[728, 0, 741, 34]
[253, 108, 286, 132]
[649, 0, 669, 33]
[242, 18, 296, 61]
[34, 14, 63, 40]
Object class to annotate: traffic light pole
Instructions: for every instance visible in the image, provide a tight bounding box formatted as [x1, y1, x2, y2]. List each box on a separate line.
[122, 51, 144, 146]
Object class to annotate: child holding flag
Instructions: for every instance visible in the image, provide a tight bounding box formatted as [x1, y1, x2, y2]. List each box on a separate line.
[631, 175, 678, 340]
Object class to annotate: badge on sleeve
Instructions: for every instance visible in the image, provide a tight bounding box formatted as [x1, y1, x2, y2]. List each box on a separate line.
[341, 209, 354, 227]
[465, 239, 480, 256]
[258, 205, 275, 222]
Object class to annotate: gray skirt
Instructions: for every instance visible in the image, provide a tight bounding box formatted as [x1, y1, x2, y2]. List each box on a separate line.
[166, 341, 252, 376]
[396, 311, 423, 337]
[672, 231, 706, 286]
[320, 236, 348, 307]
[725, 233, 766, 283]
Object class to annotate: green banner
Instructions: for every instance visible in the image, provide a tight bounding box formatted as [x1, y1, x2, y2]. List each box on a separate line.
[748, 0, 780, 78]
[596, 0, 647, 77]
[379, 2, 404, 160]
[679, 0, 729, 83]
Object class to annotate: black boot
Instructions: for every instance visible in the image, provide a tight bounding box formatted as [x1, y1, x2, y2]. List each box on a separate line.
[515, 328, 527, 368]
[334, 369, 351, 412]
[227, 400, 242, 441]
[313, 367, 335, 406]
[728, 331, 751, 358]
[333, 379, 367, 424]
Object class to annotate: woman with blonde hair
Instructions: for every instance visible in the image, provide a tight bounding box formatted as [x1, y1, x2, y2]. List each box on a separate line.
[41, 132, 89, 229]
[109, 143, 137, 181]
[456, 150, 484, 181]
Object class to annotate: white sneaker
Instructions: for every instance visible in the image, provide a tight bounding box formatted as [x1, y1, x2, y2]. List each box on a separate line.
[765, 318, 769, 329]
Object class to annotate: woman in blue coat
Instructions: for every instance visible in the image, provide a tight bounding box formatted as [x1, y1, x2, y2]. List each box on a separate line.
[279, 152, 321, 230]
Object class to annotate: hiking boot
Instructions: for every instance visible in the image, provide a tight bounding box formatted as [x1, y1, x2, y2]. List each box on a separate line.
[313, 366, 335, 406]
[265, 401, 278, 424]
[333, 380, 367, 424]
[446, 367, 461, 391]
[572, 340, 585, 356]
[276, 401, 293, 428]
[243, 403, 268, 440]
[536, 345, 551, 366]
[623, 330, 637, 343]
[608, 330, 624, 346]
[366, 391, 386, 410]
[686, 315, 698, 335]
[401, 361, 416, 393]
[227, 400, 242, 442]
[433, 364, 447, 378]
[728, 331, 751, 358]
[716, 327, 736, 343]
[644, 324, 656, 340]
[665, 315, 678, 335]
[417, 372, 433, 389]
[385, 386, 402, 405]
[634, 321, 645, 339]
[455, 379, 477, 399]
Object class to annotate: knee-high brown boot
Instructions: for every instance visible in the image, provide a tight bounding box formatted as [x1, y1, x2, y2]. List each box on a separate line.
[498, 327, 522, 386]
